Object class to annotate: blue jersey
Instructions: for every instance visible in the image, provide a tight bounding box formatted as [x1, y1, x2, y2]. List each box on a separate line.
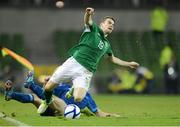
[53, 83, 98, 113]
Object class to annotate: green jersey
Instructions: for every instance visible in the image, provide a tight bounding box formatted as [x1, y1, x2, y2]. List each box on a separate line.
[68, 22, 113, 73]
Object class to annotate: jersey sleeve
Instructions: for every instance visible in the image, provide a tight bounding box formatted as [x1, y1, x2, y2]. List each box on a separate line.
[106, 44, 113, 56]
[85, 93, 98, 113]
[83, 22, 98, 33]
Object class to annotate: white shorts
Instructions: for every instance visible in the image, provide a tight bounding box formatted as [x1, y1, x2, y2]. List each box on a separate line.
[49, 57, 93, 90]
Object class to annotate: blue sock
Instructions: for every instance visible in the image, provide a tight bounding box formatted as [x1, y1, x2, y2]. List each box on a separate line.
[28, 82, 45, 100]
[10, 92, 34, 103]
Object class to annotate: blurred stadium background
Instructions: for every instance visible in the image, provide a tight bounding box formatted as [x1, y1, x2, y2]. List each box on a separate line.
[0, 0, 179, 94]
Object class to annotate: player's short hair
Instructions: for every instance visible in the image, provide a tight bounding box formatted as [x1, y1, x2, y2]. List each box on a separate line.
[101, 16, 115, 23]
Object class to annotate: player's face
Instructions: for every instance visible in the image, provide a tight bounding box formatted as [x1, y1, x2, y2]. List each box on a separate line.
[100, 18, 114, 36]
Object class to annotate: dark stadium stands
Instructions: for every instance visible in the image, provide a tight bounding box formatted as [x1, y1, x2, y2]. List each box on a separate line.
[1, 0, 180, 10]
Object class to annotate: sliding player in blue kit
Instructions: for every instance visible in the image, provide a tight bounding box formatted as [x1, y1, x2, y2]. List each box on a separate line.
[4, 72, 119, 117]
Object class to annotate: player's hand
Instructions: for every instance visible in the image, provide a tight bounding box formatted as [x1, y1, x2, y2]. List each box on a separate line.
[105, 113, 121, 118]
[86, 7, 94, 15]
[96, 110, 121, 118]
[110, 113, 121, 117]
[128, 62, 139, 69]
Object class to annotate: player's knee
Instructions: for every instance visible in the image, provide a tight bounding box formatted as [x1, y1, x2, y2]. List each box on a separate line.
[73, 87, 86, 102]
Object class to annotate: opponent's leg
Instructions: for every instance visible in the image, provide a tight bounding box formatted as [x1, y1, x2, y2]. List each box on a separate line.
[24, 71, 45, 99]
[6, 92, 34, 103]
[31, 94, 58, 116]
[24, 71, 34, 88]
[49, 95, 67, 115]
[4, 80, 34, 103]
[37, 80, 58, 114]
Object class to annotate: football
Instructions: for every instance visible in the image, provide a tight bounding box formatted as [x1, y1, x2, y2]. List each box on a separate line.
[56, 1, 64, 8]
[64, 104, 81, 119]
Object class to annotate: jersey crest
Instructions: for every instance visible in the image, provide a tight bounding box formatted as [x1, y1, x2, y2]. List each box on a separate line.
[98, 40, 104, 50]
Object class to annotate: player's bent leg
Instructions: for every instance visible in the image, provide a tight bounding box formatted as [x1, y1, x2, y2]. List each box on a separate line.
[49, 95, 67, 115]
[72, 75, 91, 102]
[32, 94, 57, 116]
[37, 81, 57, 114]
[24, 71, 34, 88]
[73, 87, 87, 102]
[37, 99, 52, 114]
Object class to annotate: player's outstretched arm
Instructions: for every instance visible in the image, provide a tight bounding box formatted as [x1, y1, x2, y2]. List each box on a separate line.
[84, 7, 94, 26]
[95, 109, 121, 117]
[109, 55, 139, 69]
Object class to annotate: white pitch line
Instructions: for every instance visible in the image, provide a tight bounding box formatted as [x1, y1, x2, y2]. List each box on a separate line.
[0, 112, 30, 126]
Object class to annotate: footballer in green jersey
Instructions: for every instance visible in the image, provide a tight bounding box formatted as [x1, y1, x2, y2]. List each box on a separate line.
[68, 22, 113, 73]
[37, 7, 139, 114]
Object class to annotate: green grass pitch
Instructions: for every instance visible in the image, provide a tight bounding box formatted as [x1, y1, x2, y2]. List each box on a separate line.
[0, 94, 180, 126]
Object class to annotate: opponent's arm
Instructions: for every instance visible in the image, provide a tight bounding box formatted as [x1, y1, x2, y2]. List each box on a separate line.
[84, 7, 94, 25]
[109, 55, 139, 69]
[85, 93, 120, 117]
[95, 109, 120, 117]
